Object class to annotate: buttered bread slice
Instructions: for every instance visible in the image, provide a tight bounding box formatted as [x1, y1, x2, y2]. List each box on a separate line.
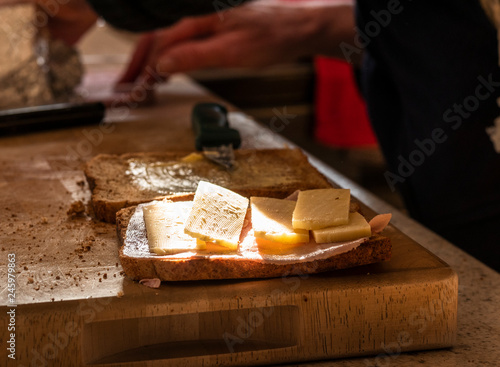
[84, 149, 332, 223]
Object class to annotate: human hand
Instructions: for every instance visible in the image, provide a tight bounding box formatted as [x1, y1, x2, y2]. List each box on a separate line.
[116, 1, 355, 88]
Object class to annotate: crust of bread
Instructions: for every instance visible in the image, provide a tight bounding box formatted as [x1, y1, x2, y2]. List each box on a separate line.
[116, 206, 391, 282]
[85, 149, 332, 223]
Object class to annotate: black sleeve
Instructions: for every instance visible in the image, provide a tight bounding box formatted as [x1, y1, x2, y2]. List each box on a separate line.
[86, 0, 253, 32]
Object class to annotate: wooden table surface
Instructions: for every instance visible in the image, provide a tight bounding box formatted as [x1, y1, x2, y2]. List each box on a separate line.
[0, 73, 498, 367]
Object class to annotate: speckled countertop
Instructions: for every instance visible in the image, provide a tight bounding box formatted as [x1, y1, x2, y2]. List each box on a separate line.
[285, 157, 500, 367]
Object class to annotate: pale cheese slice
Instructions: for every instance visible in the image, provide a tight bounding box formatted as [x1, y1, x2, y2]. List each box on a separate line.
[251, 197, 309, 244]
[143, 201, 204, 255]
[312, 212, 371, 243]
[184, 181, 249, 250]
[293, 188, 350, 230]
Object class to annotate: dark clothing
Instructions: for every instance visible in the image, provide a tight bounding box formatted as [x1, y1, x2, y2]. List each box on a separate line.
[356, 0, 500, 271]
[86, 0, 252, 32]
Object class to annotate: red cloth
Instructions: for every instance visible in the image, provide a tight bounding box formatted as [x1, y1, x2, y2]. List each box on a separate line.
[314, 57, 377, 147]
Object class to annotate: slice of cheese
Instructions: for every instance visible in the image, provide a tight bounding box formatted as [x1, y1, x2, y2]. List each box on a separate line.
[184, 181, 249, 250]
[251, 197, 309, 244]
[292, 188, 350, 230]
[143, 201, 204, 255]
[196, 238, 208, 250]
[312, 212, 371, 243]
[197, 239, 239, 253]
[255, 237, 306, 255]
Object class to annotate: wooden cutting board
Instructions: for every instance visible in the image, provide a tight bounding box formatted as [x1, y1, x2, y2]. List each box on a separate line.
[0, 76, 457, 366]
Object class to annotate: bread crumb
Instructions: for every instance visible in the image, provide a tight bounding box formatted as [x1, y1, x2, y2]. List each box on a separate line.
[27, 278, 34, 284]
[67, 201, 85, 217]
[75, 240, 92, 254]
[40, 217, 48, 224]
[117, 291, 124, 298]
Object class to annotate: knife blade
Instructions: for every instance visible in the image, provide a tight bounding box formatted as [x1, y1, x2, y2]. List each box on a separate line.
[0, 102, 106, 136]
[191, 102, 241, 170]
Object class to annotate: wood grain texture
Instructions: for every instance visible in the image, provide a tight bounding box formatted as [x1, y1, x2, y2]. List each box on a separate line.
[0, 75, 457, 366]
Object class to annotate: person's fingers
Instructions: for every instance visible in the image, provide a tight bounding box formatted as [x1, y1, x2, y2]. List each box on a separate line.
[130, 14, 220, 88]
[154, 14, 218, 45]
[152, 35, 234, 75]
[116, 14, 219, 91]
[151, 25, 280, 75]
[144, 15, 219, 72]
[115, 33, 156, 87]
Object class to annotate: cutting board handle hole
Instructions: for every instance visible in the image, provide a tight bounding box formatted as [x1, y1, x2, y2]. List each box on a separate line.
[82, 305, 300, 364]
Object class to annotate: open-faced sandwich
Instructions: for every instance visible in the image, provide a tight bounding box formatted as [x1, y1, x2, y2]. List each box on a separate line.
[116, 181, 392, 282]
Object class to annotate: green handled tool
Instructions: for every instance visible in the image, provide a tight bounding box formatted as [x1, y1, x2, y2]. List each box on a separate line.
[192, 102, 241, 170]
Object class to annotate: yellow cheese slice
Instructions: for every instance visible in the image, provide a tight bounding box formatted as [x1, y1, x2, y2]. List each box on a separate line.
[143, 201, 204, 255]
[251, 197, 309, 244]
[255, 237, 305, 255]
[312, 212, 371, 243]
[292, 188, 350, 230]
[197, 239, 238, 253]
[184, 181, 249, 250]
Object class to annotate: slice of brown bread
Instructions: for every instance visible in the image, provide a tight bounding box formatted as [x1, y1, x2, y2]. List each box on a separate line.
[116, 205, 392, 282]
[85, 149, 333, 223]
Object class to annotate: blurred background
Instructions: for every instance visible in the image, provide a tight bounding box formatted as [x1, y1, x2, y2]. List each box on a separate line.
[81, 22, 406, 211]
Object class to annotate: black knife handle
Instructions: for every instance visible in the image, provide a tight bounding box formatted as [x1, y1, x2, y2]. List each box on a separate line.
[0, 102, 106, 136]
[191, 102, 241, 151]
